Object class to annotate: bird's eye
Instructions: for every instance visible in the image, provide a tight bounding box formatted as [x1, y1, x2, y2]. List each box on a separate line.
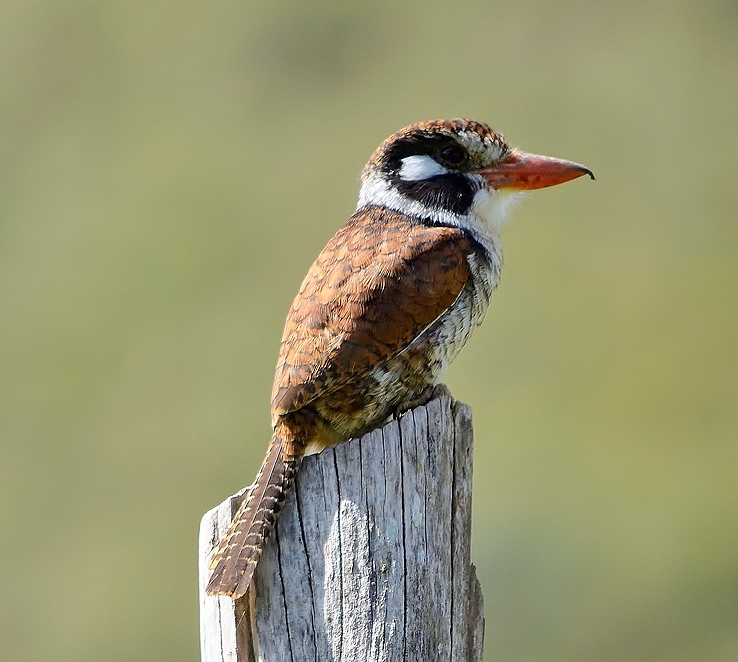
[438, 144, 466, 168]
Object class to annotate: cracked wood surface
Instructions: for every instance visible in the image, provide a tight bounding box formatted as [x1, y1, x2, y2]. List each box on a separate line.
[199, 391, 484, 662]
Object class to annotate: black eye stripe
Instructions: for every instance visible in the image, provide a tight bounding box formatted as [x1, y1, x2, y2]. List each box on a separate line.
[384, 134, 469, 172]
[395, 173, 479, 216]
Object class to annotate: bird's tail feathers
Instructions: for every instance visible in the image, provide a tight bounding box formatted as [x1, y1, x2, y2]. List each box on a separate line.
[206, 435, 301, 599]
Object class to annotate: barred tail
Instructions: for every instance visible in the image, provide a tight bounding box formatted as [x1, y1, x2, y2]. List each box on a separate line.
[206, 435, 302, 599]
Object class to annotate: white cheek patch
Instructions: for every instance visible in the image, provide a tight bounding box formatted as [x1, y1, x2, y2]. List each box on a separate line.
[398, 154, 449, 181]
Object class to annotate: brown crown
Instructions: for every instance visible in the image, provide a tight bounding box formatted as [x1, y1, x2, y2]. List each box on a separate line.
[363, 118, 505, 174]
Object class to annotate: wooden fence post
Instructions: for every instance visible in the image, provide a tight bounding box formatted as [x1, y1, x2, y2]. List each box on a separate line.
[198, 390, 485, 661]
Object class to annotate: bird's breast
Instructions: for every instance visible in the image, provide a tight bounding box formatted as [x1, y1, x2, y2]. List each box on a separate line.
[387, 244, 500, 385]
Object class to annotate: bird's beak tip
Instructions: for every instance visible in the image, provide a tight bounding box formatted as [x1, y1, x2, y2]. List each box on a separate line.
[478, 152, 594, 191]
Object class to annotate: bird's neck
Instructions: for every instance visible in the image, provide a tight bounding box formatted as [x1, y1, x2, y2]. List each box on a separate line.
[356, 174, 518, 264]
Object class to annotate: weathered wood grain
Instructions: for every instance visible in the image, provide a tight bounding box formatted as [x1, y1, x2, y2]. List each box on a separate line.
[199, 391, 484, 662]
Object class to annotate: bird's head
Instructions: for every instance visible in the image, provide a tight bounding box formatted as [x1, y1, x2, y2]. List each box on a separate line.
[358, 118, 593, 238]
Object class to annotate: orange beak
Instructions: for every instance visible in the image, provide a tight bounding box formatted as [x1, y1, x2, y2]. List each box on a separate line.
[476, 150, 594, 191]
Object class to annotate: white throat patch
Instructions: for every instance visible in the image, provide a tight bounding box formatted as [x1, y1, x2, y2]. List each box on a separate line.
[356, 173, 521, 262]
[398, 154, 448, 181]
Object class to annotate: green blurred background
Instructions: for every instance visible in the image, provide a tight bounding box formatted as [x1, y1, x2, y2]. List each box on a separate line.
[2, 1, 737, 660]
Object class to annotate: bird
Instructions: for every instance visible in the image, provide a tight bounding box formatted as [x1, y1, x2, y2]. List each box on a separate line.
[206, 118, 593, 599]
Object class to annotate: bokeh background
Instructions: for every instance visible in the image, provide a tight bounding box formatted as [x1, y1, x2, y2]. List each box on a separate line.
[2, 1, 737, 660]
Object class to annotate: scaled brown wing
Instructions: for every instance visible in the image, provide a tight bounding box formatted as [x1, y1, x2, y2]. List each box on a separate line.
[271, 207, 473, 416]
